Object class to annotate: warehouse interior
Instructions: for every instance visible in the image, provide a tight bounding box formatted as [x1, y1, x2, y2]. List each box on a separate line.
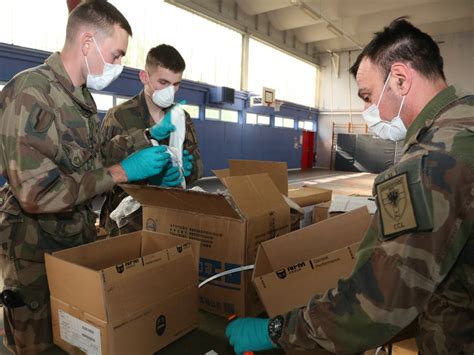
[0, 0, 473, 354]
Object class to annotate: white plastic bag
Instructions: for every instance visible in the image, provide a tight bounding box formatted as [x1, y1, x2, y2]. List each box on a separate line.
[109, 195, 141, 228]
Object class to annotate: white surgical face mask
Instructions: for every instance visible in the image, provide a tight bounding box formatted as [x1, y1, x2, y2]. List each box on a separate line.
[362, 72, 407, 141]
[84, 37, 123, 91]
[151, 84, 175, 108]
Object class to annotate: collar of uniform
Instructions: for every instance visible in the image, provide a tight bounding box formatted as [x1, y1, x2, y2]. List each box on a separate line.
[403, 85, 457, 150]
[45, 52, 97, 114]
[138, 90, 153, 126]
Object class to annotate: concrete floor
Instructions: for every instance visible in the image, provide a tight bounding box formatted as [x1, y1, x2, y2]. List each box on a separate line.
[0, 168, 376, 354]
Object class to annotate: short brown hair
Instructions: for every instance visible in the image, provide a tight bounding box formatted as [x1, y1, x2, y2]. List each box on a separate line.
[66, 0, 132, 42]
[146, 44, 186, 73]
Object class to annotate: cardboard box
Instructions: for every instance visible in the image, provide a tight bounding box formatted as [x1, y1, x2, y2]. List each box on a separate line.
[313, 195, 376, 223]
[288, 186, 332, 207]
[253, 208, 371, 354]
[45, 231, 199, 355]
[253, 207, 371, 317]
[122, 166, 291, 317]
[215, 159, 289, 196]
[288, 187, 332, 229]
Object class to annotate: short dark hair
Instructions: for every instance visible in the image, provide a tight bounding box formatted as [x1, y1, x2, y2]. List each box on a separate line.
[146, 44, 186, 73]
[350, 17, 445, 81]
[66, 0, 132, 42]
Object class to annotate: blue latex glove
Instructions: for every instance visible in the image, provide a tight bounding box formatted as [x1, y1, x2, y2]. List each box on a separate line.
[183, 149, 194, 177]
[225, 318, 276, 354]
[148, 163, 183, 187]
[150, 111, 176, 141]
[120, 146, 170, 182]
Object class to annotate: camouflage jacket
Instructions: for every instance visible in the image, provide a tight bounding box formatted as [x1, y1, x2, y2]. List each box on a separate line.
[100, 91, 203, 235]
[0, 52, 115, 261]
[277, 86, 474, 354]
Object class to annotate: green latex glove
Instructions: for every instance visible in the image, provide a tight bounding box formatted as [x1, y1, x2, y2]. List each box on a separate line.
[183, 149, 194, 177]
[225, 318, 276, 354]
[120, 146, 170, 182]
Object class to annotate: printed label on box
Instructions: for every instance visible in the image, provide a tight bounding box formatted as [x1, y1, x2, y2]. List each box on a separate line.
[59, 309, 101, 355]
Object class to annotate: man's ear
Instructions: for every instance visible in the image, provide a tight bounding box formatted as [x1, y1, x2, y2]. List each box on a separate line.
[390, 62, 412, 96]
[80, 32, 94, 57]
[139, 70, 148, 85]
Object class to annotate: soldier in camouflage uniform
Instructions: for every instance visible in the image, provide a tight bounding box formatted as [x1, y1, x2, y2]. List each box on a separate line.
[100, 44, 204, 236]
[0, 3, 173, 354]
[226, 18, 473, 354]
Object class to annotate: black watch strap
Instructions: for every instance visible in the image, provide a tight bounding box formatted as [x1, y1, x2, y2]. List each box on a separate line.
[268, 315, 284, 344]
[144, 128, 152, 142]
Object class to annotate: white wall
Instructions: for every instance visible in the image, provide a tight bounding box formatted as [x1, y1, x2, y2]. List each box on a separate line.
[437, 32, 474, 91]
[316, 31, 474, 169]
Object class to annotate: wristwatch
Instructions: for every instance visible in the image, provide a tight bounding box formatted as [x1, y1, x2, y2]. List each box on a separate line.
[144, 128, 152, 143]
[268, 315, 284, 344]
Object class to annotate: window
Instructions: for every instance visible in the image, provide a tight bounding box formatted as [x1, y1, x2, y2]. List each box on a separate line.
[91, 93, 114, 112]
[205, 107, 238, 123]
[221, 109, 238, 123]
[0, 1, 67, 53]
[246, 113, 270, 126]
[275, 116, 295, 129]
[298, 120, 315, 131]
[257, 115, 270, 125]
[0, 1, 242, 90]
[205, 108, 220, 121]
[182, 104, 200, 119]
[246, 113, 257, 125]
[114, 96, 131, 106]
[112, 0, 242, 89]
[248, 38, 318, 107]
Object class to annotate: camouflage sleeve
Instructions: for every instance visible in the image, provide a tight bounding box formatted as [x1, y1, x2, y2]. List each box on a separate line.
[183, 111, 203, 184]
[277, 147, 474, 353]
[100, 109, 150, 167]
[2, 87, 115, 214]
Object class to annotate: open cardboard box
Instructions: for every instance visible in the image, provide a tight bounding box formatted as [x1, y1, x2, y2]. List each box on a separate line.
[252, 207, 371, 354]
[45, 231, 199, 355]
[253, 207, 370, 316]
[121, 160, 291, 317]
[313, 195, 376, 223]
[288, 186, 333, 229]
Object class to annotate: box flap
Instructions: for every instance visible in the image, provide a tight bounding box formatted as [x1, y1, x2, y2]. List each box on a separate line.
[212, 168, 230, 184]
[255, 207, 371, 273]
[51, 233, 143, 271]
[229, 160, 288, 196]
[103, 244, 197, 325]
[224, 174, 289, 220]
[288, 187, 332, 207]
[121, 184, 241, 220]
[141, 231, 200, 272]
[329, 195, 377, 214]
[45, 253, 107, 320]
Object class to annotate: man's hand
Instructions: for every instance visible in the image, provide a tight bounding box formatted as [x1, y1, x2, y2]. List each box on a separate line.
[225, 318, 276, 354]
[120, 146, 170, 182]
[150, 111, 176, 141]
[183, 149, 194, 177]
[148, 163, 184, 187]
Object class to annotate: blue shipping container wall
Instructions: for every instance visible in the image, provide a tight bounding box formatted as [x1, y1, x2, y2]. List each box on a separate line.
[0, 43, 318, 182]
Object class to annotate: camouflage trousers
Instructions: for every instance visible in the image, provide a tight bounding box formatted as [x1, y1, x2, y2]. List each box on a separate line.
[0, 186, 97, 354]
[0, 256, 53, 354]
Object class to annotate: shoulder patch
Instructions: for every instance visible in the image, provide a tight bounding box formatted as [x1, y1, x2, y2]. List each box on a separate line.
[375, 173, 418, 238]
[374, 153, 434, 239]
